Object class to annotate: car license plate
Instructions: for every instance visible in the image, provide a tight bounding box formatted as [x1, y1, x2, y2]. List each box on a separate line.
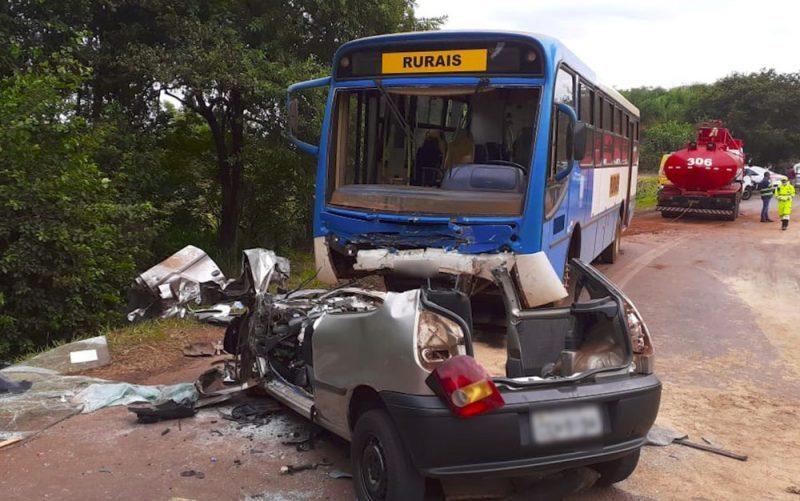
[532, 405, 603, 444]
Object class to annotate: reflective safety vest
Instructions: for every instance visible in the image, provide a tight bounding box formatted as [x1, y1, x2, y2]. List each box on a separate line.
[776, 183, 795, 201]
[760, 182, 774, 198]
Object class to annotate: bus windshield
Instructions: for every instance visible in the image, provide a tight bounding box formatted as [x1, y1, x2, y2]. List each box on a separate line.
[327, 86, 541, 216]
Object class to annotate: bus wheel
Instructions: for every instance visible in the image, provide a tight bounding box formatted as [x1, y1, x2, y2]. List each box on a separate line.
[599, 216, 621, 264]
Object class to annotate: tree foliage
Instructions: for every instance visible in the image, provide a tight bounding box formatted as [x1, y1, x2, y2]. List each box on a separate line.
[623, 70, 800, 170]
[0, 51, 157, 356]
[0, 0, 441, 359]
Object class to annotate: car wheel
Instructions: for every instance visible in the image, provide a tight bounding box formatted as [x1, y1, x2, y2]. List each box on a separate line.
[741, 186, 752, 201]
[352, 409, 425, 501]
[591, 448, 641, 486]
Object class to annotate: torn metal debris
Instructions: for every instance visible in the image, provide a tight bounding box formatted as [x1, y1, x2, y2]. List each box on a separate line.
[127, 246, 289, 323]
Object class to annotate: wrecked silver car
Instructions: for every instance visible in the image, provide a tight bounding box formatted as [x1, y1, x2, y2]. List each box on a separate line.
[226, 256, 660, 501]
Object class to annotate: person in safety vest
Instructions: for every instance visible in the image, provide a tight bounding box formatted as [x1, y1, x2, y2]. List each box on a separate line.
[775, 177, 795, 230]
[758, 172, 774, 222]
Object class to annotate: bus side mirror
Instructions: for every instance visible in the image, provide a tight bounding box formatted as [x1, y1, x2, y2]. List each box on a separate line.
[573, 122, 588, 161]
[554, 103, 579, 182]
[286, 76, 331, 157]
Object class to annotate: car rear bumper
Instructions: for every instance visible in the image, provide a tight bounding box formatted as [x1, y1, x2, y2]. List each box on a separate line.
[380, 374, 661, 478]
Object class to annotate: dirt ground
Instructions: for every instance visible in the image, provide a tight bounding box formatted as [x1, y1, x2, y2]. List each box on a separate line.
[2, 197, 800, 500]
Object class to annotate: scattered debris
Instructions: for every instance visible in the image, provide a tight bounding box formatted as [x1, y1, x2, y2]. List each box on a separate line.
[0, 436, 24, 449]
[280, 460, 331, 475]
[98, 468, 112, 473]
[786, 485, 800, 495]
[161, 428, 171, 436]
[182, 342, 219, 357]
[233, 459, 242, 467]
[646, 424, 747, 461]
[193, 302, 247, 325]
[673, 438, 748, 462]
[180, 470, 205, 479]
[281, 427, 323, 452]
[128, 399, 197, 424]
[0, 373, 32, 394]
[223, 401, 283, 425]
[210, 429, 223, 437]
[23, 335, 111, 373]
[645, 424, 687, 446]
[195, 368, 227, 396]
[195, 394, 232, 409]
[73, 382, 197, 413]
[328, 470, 352, 480]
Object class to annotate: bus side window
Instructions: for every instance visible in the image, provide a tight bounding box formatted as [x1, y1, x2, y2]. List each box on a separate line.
[594, 93, 603, 167]
[578, 81, 594, 167]
[603, 100, 613, 166]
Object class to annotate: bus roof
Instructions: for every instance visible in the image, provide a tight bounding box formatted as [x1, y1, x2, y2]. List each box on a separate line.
[334, 30, 639, 118]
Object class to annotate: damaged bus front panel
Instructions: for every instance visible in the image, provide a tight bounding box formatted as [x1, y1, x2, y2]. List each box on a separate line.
[238, 259, 659, 490]
[288, 31, 641, 302]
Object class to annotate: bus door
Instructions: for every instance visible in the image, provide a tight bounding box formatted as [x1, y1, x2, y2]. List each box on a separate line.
[542, 104, 576, 278]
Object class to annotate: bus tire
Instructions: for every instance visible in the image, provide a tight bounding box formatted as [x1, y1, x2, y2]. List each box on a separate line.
[599, 216, 621, 264]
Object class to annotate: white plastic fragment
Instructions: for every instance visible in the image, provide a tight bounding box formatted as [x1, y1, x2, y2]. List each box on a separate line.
[69, 349, 98, 364]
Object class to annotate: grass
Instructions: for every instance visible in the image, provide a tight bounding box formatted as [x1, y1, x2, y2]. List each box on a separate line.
[636, 174, 660, 210]
[281, 248, 328, 289]
[101, 317, 201, 354]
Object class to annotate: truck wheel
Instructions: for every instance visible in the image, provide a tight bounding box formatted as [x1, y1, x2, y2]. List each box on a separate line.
[352, 409, 424, 501]
[598, 216, 621, 264]
[591, 448, 641, 486]
[726, 196, 740, 221]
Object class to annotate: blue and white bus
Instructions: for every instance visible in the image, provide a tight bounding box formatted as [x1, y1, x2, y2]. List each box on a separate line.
[288, 31, 639, 304]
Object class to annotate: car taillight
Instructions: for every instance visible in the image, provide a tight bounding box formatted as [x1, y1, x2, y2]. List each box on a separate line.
[425, 355, 504, 418]
[624, 302, 655, 375]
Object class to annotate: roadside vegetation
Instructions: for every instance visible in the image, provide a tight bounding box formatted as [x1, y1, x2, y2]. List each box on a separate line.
[624, 71, 800, 172]
[635, 175, 660, 210]
[2, 2, 799, 360]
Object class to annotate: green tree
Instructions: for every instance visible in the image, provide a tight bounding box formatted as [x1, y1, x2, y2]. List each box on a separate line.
[696, 69, 800, 165]
[638, 120, 695, 172]
[120, 0, 443, 252]
[0, 51, 156, 358]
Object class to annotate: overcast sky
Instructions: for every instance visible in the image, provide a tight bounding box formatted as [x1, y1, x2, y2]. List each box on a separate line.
[415, 0, 798, 89]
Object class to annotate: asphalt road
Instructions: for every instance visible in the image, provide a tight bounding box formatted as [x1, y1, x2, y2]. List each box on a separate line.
[2, 197, 799, 500]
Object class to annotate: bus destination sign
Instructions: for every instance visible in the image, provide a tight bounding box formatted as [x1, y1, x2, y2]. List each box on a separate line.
[382, 49, 488, 74]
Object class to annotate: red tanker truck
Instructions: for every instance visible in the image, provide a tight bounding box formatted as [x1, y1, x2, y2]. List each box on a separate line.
[656, 121, 745, 220]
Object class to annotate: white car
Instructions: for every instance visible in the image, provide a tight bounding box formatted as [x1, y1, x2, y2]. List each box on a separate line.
[745, 166, 786, 188]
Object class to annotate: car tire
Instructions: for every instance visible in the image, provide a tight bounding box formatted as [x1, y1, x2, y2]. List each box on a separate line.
[591, 448, 641, 486]
[352, 409, 425, 501]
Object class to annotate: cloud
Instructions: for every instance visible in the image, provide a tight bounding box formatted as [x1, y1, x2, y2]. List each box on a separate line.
[416, 0, 799, 89]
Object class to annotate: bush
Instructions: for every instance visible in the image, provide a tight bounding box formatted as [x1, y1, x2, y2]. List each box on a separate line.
[0, 63, 156, 359]
[639, 121, 695, 172]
